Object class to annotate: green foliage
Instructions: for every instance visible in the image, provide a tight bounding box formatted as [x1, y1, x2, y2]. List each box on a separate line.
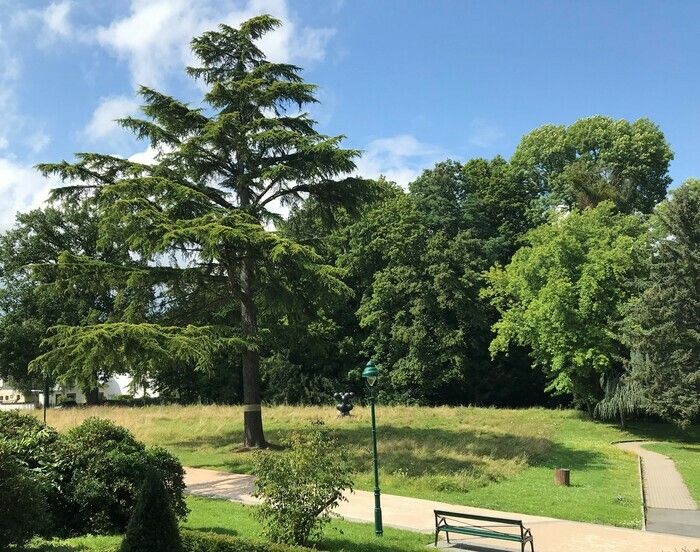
[0, 444, 47, 547]
[60, 417, 188, 534]
[0, 411, 61, 474]
[341, 159, 543, 404]
[485, 202, 651, 405]
[120, 469, 182, 552]
[593, 375, 644, 426]
[624, 179, 700, 426]
[35, 15, 367, 446]
[0, 413, 187, 537]
[253, 423, 353, 546]
[511, 116, 672, 213]
[30, 322, 249, 386]
[0, 411, 63, 530]
[0, 201, 130, 394]
[180, 530, 309, 552]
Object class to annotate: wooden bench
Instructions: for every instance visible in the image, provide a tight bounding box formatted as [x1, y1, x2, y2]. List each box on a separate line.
[434, 510, 534, 551]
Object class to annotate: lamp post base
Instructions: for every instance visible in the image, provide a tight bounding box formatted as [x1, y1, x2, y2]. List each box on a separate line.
[374, 501, 383, 536]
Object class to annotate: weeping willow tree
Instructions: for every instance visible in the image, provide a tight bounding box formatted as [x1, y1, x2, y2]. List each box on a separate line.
[593, 373, 644, 428]
[33, 15, 367, 447]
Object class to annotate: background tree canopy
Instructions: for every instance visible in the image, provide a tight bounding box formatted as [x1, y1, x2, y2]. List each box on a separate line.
[484, 203, 651, 408]
[0, 16, 695, 433]
[511, 116, 673, 213]
[624, 179, 700, 426]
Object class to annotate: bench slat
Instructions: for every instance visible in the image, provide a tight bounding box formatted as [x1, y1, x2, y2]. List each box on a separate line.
[434, 509, 523, 526]
[438, 525, 523, 542]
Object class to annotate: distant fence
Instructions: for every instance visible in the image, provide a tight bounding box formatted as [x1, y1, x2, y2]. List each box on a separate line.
[0, 403, 37, 411]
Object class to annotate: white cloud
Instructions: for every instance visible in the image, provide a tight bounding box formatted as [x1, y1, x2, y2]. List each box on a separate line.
[83, 95, 140, 141]
[355, 134, 441, 187]
[0, 158, 53, 231]
[128, 145, 167, 165]
[94, 0, 335, 89]
[11, 1, 75, 42]
[27, 130, 51, 154]
[80, 0, 334, 145]
[0, 22, 55, 156]
[467, 118, 504, 148]
[0, 24, 20, 149]
[43, 1, 73, 38]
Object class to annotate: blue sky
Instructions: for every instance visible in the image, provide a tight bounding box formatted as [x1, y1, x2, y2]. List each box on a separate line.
[1, 0, 699, 228]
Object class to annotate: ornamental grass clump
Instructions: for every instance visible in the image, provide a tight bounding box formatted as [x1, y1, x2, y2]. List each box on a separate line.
[253, 423, 353, 546]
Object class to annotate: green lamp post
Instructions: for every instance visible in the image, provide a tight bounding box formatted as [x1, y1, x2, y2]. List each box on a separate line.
[362, 360, 383, 536]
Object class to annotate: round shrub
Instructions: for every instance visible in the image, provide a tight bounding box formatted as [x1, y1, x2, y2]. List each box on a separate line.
[0, 444, 47, 547]
[58, 417, 188, 535]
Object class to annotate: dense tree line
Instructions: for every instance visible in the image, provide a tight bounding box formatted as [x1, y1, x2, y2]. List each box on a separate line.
[0, 16, 697, 438]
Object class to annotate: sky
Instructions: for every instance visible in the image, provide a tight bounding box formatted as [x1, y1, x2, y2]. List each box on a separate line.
[1, 0, 699, 230]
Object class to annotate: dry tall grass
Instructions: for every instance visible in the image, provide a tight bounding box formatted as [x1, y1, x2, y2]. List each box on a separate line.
[34, 404, 654, 526]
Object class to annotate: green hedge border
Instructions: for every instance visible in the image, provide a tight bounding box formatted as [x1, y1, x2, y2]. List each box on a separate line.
[181, 530, 311, 552]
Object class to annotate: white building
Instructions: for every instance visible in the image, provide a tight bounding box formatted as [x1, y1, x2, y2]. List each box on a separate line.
[0, 375, 152, 410]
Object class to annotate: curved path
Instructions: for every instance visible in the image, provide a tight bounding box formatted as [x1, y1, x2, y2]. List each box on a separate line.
[185, 466, 700, 551]
[616, 441, 700, 538]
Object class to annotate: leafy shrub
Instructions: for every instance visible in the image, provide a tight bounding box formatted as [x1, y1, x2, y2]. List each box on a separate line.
[0, 411, 64, 533]
[253, 423, 353, 546]
[0, 411, 61, 469]
[0, 444, 47, 547]
[180, 530, 310, 552]
[0, 413, 188, 537]
[59, 417, 188, 534]
[120, 469, 182, 552]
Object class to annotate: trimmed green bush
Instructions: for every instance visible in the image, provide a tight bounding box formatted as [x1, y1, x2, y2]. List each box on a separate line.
[0, 413, 188, 537]
[180, 530, 310, 552]
[60, 417, 188, 534]
[120, 469, 182, 552]
[0, 444, 47, 547]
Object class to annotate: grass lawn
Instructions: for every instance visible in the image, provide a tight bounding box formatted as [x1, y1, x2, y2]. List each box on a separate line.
[27, 496, 430, 552]
[37, 405, 699, 528]
[643, 442, 700, 503]
[182, 496, 431, 551]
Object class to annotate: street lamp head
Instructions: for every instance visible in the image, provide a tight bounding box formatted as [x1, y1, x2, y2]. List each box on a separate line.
[362, 360, 379, 387]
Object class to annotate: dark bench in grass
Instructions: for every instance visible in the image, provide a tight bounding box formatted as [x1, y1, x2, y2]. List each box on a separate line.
[434, 510, 534, 551]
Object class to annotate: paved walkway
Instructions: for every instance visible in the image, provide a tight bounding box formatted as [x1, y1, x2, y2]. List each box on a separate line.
[185, 467, 700, 551]
[616, 441, 700, 538]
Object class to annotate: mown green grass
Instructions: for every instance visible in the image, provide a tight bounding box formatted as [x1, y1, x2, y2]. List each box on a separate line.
[37, 405, 699, 528]
[644, 442, 700, 503]
[183, 496, 430, 551]
[27, 496, 429, 552]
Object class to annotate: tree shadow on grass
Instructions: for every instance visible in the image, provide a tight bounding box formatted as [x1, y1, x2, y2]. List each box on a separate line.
[620, 421, 700, 444]
[317, 536, 430, 552]
[175, 425, 606, 478]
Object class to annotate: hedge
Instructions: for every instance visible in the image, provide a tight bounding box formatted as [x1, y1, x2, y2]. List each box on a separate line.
[180, 530, 311, 552]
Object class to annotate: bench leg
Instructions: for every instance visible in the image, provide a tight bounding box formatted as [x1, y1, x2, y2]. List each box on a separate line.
[434, 530, 438, 547]
[530, 538, 535, 552]
[446, 531, 450, 544]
